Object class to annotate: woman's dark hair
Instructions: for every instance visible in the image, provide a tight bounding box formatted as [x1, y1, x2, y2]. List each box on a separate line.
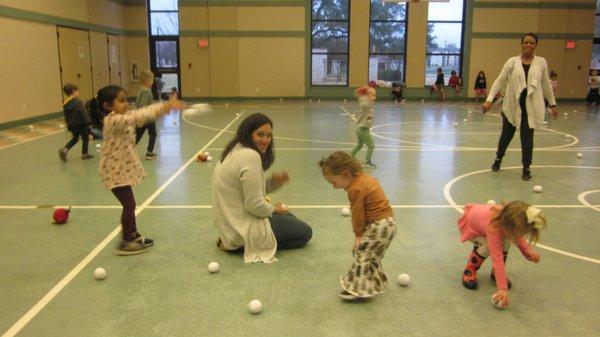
[220, 113, 275, 170]
[521, 32, 538, 44]
[86, 85, 125, 117]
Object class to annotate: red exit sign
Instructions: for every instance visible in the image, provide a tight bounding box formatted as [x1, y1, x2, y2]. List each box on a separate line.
[565, 40, 576, 49]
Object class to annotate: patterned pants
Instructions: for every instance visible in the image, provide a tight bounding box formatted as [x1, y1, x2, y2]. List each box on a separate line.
[340, 217, 396, 297]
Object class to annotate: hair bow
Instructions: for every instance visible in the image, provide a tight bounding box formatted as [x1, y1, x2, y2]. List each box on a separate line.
[526, 206, 544, 229]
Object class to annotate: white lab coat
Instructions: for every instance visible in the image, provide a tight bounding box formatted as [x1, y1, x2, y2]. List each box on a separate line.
[487, 55, 556, 129]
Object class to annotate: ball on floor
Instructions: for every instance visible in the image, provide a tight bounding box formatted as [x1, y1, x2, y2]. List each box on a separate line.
[397, 273, 410, 286]
[206, 155, 213, 162]
[577, 153, 583, 159]
[208, 262, 220, 273]
[94, 267, 106, 280]
[248, 299, 262, 314]
[486, 200, 496, 205]
[341, 207, 350, 216]
[533, 185, 543, 193]
[492, 294, 506, 309]
[454, 122, 458, 127]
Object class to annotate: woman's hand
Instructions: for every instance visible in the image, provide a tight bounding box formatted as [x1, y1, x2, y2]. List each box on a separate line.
[492, 289, 510, 308]
[272, 171, 290, 186]
[526, 250, 541, 263]
[550, 106, 558, 120]
[274, 202, 288, 214]
[482, 101, 493, 113]
[353, 236, 362, 251]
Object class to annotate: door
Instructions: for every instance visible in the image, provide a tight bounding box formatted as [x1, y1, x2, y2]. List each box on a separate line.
[57, 27, 93, 100]
[89, 31, 110, 93]
[107, 34, 122, 86]
[150, 37, 180, 97]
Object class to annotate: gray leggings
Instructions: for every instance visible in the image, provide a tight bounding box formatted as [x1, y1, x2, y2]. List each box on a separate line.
[270, 213, 313, 250]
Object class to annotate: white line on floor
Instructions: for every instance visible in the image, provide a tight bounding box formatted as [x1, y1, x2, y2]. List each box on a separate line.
[0, 129, 65, 151]
[1, 112, 245, 337]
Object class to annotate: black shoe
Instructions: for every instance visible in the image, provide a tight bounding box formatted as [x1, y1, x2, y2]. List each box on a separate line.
[522, 168, 532, 181]
[462, 269, 479, 290]
[491, 158, 501, 172]
[59, 148, 68, 162]
[491, 272, 512, 289]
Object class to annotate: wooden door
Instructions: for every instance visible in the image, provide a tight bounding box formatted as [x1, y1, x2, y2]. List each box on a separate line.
[89, 31, 110, 93]
[107, 34, 122, 86]
[57, 27, 93, 100]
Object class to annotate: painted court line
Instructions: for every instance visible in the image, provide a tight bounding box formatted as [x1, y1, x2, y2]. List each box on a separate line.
[1, 112, 245, 337]
[0, 129, 65, 151]
[1, 204, 599, 210]
[339, 105, 358, 122]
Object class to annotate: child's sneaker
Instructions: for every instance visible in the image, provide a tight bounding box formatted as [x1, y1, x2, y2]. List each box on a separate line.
[81, 154, 94, 160]
[145, 152, 158, 160]
[59, 147, 68, 162]
[116, 234, 154, 256]
[338, 290, 358, 300]
[362, 161, 377, 169]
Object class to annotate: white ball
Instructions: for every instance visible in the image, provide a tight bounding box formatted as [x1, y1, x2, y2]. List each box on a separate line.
[542, 121, 548, 125]
[565, 134, 570, 139]
[468, 110, 472, 114]
[94, 267, 106, 280]
[533, 185, 543, 193]
[486, 200, 496, 205]
[492, 294, 506, 309]
[463, 119, 467, 122]
[59, 124, 65, 129]
[203, 151, 210, 156]
[341, 207, 351, 216]
[248, 299, 262, 314]
[208, 262, 220, 273]
[397, 273, 410, 286]
[95, 144, 101, 148]
[577, 153, 583, 159]
[188, 103, 213, 116]
[454, 122, 458, 127]
[573, 110, 578, 113]
[206, 155, 213, 162]
[563, 112, 568, 116]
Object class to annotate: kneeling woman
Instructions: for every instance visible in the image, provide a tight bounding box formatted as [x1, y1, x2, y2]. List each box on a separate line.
[212, 113, 313, 263]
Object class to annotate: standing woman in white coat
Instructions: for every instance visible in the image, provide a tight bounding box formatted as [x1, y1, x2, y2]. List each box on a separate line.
[482, 33, 558, 181]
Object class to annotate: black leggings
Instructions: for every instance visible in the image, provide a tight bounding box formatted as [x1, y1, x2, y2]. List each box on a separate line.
[135, 122, 157, 152]
[496, 106, 534, 168]
[270, 213, 313, 250]
[111, 186, 137, 240]
[64, 125, 89, 154]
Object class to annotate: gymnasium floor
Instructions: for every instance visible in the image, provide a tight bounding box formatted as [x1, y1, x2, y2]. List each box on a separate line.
[1, 100, 599, 337]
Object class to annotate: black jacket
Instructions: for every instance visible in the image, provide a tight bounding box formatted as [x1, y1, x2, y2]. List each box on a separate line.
[63, 97, 91, 130]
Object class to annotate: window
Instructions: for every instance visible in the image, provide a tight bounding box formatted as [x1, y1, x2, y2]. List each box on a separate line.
[148, 0, 180, 95]
[311, 0, 350, 86]
[369, 0, 407, 84]
[149, 0, 179, 36]
[425, 0, 465, 86]
[591, 1, 600, 70]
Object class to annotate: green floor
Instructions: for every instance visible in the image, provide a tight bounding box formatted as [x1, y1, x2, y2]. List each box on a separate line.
[1, 101, 599, 337]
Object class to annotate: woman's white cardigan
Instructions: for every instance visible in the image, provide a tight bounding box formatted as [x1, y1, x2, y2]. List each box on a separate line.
[212, 144, 280, 263]
[486, 55, 556, 129]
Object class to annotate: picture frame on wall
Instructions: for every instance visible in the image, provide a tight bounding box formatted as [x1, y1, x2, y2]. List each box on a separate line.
[129, 61, 140, 83]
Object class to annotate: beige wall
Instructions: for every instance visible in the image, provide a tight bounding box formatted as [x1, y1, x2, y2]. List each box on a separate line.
[0, 16, 62, 123]
[405, 2, 428, 88]
[179, 5, 306, 98]
[348, 0, 369, 87]
[120, 36, 150, 95]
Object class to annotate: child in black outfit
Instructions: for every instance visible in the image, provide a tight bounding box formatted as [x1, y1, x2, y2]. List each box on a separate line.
[391, 82, 404, 102]
[59, 83, 93, 162]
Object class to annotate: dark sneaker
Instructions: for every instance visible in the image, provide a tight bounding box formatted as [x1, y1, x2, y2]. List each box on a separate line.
[116, 235, 154, 256]
[59, 148, 68, 162]
[339, 290, 358, 300]
[81, 154, 94, 160]
[145, 152, 158, 160]
[522, 168, 532, 181]
[491, 272, 512, 289]
[491, 158, 502, 172]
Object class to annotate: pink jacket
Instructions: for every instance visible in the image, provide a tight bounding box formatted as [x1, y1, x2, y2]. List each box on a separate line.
[458, 204, 534, 290]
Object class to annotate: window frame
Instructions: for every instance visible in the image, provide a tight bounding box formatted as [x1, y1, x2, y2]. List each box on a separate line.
[310, 0, 351, 87]
[367, 0, 409, 84]
[425, 0, 466, 87]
